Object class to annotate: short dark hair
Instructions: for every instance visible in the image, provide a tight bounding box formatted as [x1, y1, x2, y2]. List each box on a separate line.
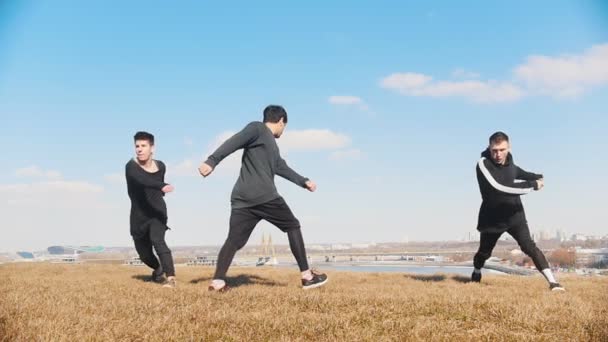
[489, 131, 509, 145]
[134, 131, 155, 145]
[263, 105, 288, 124]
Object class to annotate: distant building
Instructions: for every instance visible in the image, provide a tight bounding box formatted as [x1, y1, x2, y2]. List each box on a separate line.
[540, 230, 551, 241]
[330, 244, 351, 251]
[401, 255, 430, 262]
[571, 234, 588, 242]
[47, 246, 104, 255]
[187, 256, 217, 266]
[555, 229, 568, 242]
[124, 257, 144, 266]
[17, 251, 35, 259]
[465, 232, 479, 242]
[51, 256, 80, 264]
[421, 255, 452, 262]
[575, 248, 608, 266]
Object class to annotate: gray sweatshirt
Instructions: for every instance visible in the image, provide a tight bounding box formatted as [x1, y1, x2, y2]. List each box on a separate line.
[205, 121, 309, 208]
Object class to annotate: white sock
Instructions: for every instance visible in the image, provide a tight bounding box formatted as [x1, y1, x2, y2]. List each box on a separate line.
[542, 269, 557, 284]
[301, 269, 313, 281]
[211, 279, 226, 289]
[473, 268, 481, 274]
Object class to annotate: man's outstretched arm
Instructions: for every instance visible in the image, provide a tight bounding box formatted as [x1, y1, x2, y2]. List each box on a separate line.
[199, 122, 260, 177]
[477, 158, 540, 195]
[276, 157, 316, 191]
[516, 166, 543, 181]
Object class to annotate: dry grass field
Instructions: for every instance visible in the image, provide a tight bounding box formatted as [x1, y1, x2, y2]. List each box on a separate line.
[0, 263, 606, 341]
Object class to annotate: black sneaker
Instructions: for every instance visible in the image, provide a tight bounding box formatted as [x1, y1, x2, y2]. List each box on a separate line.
[151, 267, 165, 283]
[549, 282, 565, 292]
[302, 270, 328, 290]
[471, 271, 482, 283]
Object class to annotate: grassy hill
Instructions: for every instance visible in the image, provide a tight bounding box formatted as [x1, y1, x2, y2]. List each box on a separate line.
[1, 263, 606, 341]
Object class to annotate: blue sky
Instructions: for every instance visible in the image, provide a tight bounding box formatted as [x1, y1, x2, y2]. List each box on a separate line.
[1, 1, 607, 251]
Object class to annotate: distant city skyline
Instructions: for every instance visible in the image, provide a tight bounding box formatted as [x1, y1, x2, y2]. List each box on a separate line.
[3, 229, 607, 254]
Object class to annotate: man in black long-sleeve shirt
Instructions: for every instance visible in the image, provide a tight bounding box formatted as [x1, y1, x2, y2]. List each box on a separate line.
[126, 131, 176, 288]
[473, 131, 564, 291]
[199, 105, 328, 291]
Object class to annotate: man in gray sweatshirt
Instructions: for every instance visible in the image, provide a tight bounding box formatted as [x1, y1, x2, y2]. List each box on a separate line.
[199, 105, 328, 291]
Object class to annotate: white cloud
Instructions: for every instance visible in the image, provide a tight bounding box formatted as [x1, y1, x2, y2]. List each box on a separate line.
[168, 159, 198, 177]
[280, 129, 351, 151]
[103, 173, 124, 185]
[452, 68, 480, 79]
[381, 72, 432, 89]
[328, 95, 363, 105]
[1, 180, 104, 207]
[5, 167, 104, 208]
[328, 95, 370, 111]
[0, 178, 121, 251]
[210, 128, 352, 152]
[513, 43, 608, 97]
[329, 149, 363, 161]
[0, 181, 103, 195]
[381, 43, 608, 102]
[15, 166, 62, 180]
[380, 72, 524, 103]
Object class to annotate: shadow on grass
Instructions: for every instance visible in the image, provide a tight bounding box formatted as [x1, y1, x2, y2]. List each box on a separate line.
[190, 274, 287, 288]
[451, 275, 473, 284]
[405, 274, 447, 282]
[131, 274, 153, 282]
[404, 274, 474, 284]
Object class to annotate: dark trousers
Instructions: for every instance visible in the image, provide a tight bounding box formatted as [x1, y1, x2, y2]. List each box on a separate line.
[474, 222, 549, 272]
[213, 197, 309, 280]
[133, 219, 175, 277]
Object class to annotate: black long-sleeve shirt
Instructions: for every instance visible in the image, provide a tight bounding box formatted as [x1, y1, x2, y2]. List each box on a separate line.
[125, 159, 169, 237]
[476, 149, 543, 232]
[205, 121, 309, 208]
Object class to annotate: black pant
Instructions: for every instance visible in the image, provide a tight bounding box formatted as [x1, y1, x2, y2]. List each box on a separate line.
[133, 219, 175, 277]
[474, 222, 549, 272]
[213, 197, 309, 280]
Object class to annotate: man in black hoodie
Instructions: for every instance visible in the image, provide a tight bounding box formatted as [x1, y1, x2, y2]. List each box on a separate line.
[126, 131, 176, 288]
[198, 105, 328, 291]
[473, 131, 564, 291]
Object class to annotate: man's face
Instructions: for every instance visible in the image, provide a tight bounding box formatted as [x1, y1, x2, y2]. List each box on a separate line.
[489, 140, 510, 165]
[274, 118, 286, 138]
[135, 140, 154, 162]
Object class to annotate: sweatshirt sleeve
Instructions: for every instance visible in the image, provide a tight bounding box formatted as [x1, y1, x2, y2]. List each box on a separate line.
[276, 157, 309, 188]
[477, 158, 537, 195]
[204, 122, 260, 168]
[515, 166, 543, 181]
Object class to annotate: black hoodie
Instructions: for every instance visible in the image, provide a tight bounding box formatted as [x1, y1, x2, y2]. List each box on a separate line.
[475, 149, 543, 233]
